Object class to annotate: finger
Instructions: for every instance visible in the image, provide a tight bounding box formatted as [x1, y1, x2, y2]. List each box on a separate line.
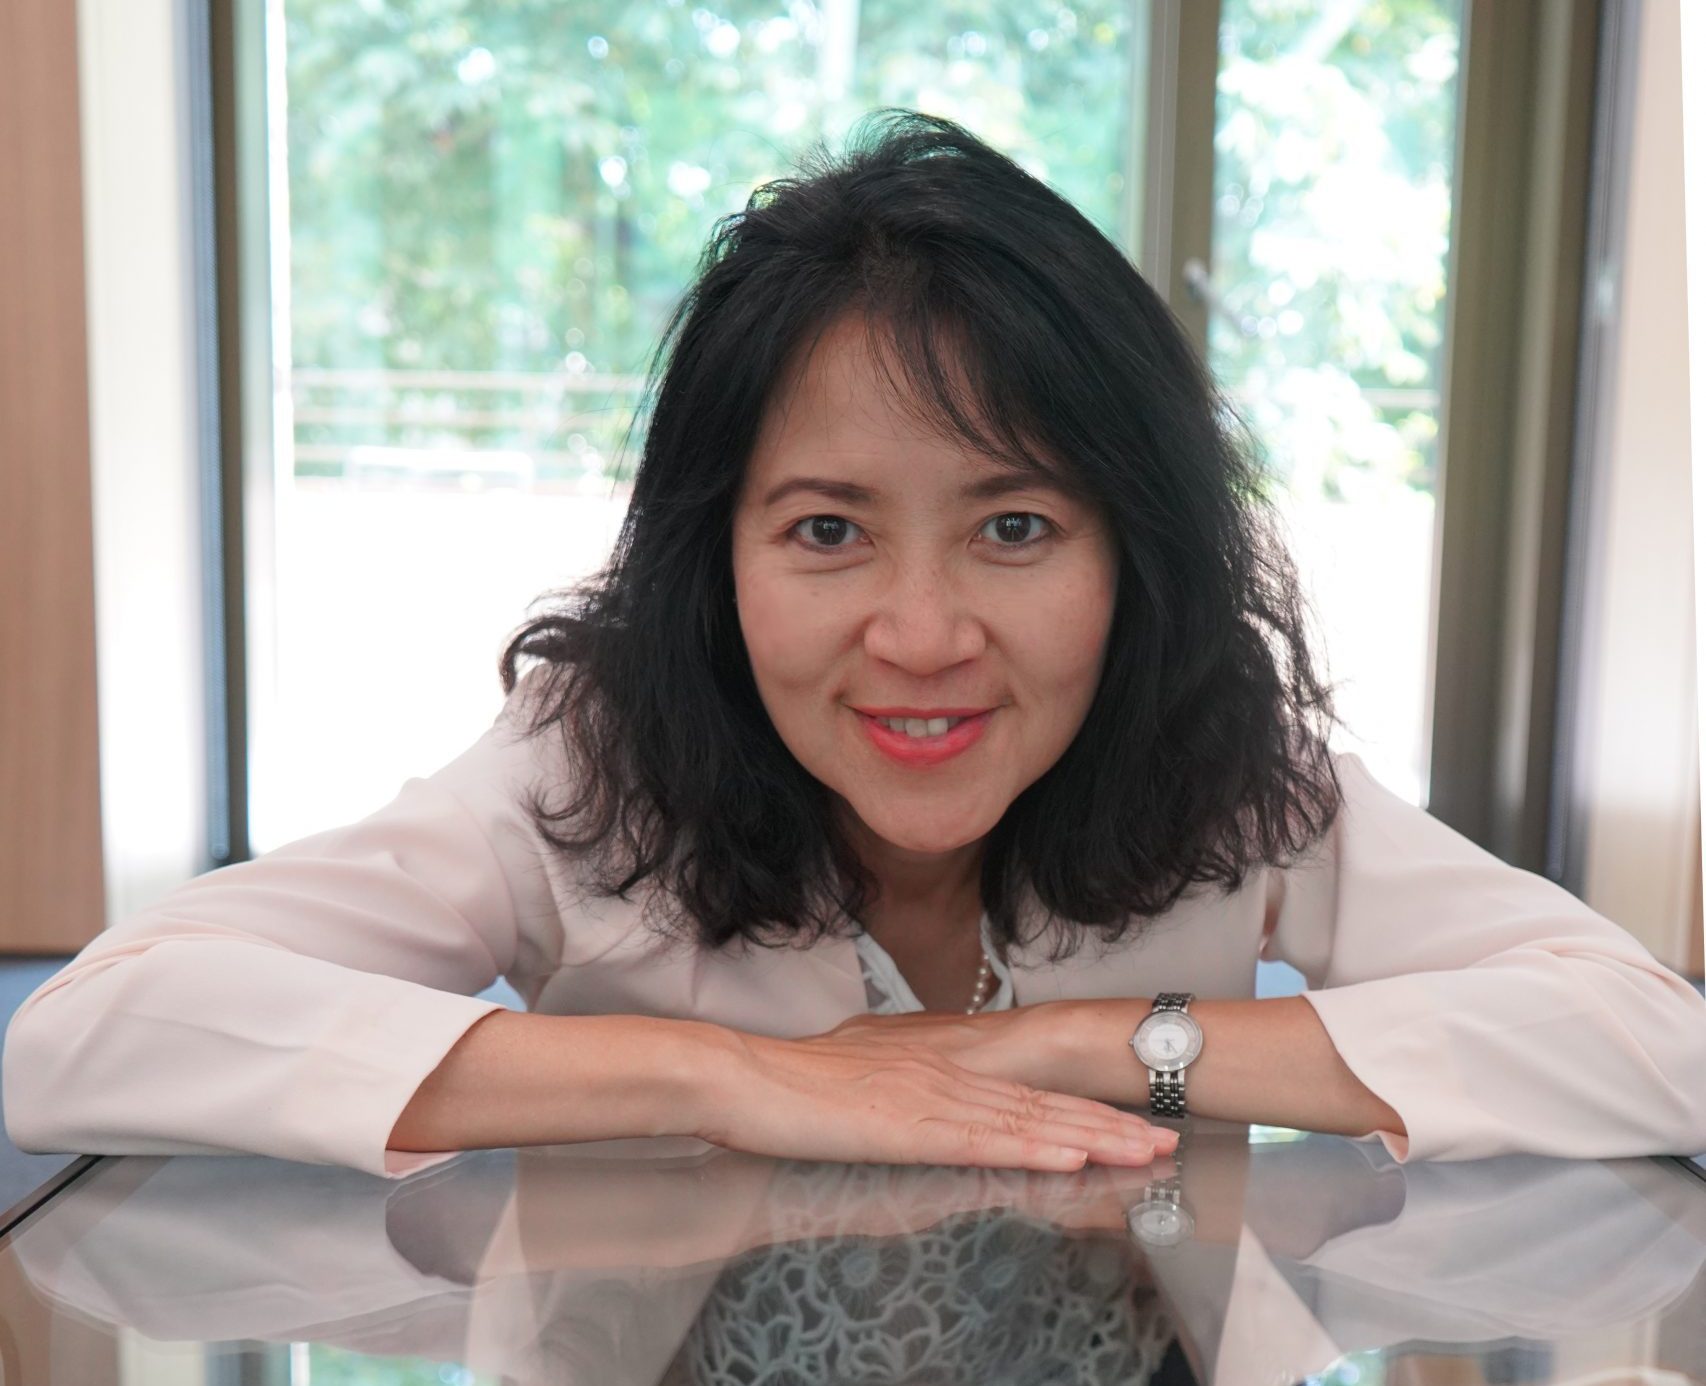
[947, 1069, 1169, 1128]
[863, 1045, 1163, 1138]
[914, 1116, 1094, 1172]
[982, 1105, 1170, 1168]
[925, 1100, 1166, 1170]
[949, 1077, 1180, 1149]
[946, 1087, 1179, 1166]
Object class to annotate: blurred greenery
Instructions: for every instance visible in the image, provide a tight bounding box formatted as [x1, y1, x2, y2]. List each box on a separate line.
[282, 0, 1135, 483]
[1213, 0, 1459, 499]
[280, 0, 1457, 497]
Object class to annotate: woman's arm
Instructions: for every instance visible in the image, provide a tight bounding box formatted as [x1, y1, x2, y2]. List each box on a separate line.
[1031, 994, 1407, 1141]
[853, 749, 1705, 1160]
[1, 719, 540, 1179]
[1032, 750, 1706, 1162]
[810, 996, 1402, 1143]
[389, 1006, 1180, 1171]
[2, 672, 581, 1179]
[6, 654, 1172, 1180]
[386, 1010, 712, 1152]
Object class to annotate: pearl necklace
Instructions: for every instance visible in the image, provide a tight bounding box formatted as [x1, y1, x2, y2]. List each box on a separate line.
[966, 939, 995, 1014]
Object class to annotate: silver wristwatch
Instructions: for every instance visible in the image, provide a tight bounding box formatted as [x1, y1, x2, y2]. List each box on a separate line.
[1130, 991, 1203, 1117]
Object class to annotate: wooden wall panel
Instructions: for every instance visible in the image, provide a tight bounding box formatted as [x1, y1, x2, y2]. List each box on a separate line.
[0, 0, 107, 952]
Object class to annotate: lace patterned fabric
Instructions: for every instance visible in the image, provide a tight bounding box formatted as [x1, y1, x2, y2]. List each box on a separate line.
[658, 1172, 1177, 1385]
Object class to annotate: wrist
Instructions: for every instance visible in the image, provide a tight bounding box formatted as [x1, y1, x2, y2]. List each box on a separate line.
[666, 1019, 764, 1144]
[642, 1017, 752, 1142]
[1024, 997, 1155, 1104]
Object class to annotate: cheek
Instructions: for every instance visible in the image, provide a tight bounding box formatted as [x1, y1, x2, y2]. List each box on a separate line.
[734, 562, 843, 699]
[1009, 561, 1117, 705]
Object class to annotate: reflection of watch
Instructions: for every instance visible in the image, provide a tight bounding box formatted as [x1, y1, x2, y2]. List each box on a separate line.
[1131, 992, 1203, 1117]
[1126, 1168, 1195, 1248]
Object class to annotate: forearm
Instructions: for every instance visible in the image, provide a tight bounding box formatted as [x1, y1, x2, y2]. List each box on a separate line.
[388, 1010, 726, 1154]
[1039, 996, 1408, 1141]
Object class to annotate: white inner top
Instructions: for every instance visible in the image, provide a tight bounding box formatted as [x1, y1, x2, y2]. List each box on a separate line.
[851, 910, 1017, 1014]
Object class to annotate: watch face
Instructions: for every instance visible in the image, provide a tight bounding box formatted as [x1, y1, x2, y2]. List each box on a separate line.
[1133, 1011, 1203, 1072]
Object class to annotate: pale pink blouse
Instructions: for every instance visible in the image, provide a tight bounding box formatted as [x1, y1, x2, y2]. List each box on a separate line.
[6, 666, 1705, 1178]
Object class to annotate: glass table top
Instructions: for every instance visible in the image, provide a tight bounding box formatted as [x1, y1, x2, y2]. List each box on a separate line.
[1, 1120, 1703, 1385]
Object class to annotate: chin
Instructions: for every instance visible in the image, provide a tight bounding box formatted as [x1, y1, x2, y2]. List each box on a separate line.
[849, 800, 1002, 855]
[875, 826, 982, 855]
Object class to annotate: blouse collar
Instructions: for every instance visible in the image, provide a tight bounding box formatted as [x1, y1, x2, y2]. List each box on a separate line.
[851, 912, 1017, 1014]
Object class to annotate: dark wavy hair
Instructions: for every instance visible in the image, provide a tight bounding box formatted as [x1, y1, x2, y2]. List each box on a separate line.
[499, 108, 1344, 962]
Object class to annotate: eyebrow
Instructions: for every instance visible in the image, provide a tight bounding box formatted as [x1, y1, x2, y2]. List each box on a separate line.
[760, 473, 1072, 509]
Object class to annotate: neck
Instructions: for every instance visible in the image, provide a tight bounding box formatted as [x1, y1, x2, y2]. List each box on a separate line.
[837, 804, 987, 952]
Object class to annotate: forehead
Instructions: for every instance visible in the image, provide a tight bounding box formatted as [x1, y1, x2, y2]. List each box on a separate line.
[742, 312, 1065, 497]
[750, 313, 941, 459]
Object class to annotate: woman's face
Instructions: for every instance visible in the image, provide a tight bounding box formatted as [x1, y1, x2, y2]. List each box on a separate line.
[730, 314, 1120, 857]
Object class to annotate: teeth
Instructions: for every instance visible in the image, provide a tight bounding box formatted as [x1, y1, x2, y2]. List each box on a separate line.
[877, 716, 964, 738]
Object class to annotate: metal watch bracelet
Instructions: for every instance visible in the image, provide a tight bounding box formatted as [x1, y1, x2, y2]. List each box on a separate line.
[1147, 992, 1194, 1118]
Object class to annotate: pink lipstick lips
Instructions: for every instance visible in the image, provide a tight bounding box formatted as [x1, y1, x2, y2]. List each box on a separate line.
[854, 709, 995, 767]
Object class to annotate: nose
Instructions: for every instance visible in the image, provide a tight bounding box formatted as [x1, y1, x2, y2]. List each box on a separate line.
[860, 559, 988, 676]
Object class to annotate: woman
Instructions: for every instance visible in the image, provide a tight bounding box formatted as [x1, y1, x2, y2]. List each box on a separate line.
[7, 111, 1704, 1180]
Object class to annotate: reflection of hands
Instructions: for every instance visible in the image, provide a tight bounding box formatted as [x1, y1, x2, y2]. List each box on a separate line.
[1013, 1126, 1254, 1250]
[993, 1129, 1405, 1258]
[504, 1144, 1183, 1275]
[992, 1158, 1180, 1237]
[499, 1125, 1276, 1280]
[751, 1151, 1185, 1246]
[20, 1134, 1705, 1382]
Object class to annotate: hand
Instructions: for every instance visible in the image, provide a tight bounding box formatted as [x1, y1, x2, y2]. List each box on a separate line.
[689, 1022, 1180, 1173]
[807, 998, 1152, 1105]
[807, 1005, 1056, 1087]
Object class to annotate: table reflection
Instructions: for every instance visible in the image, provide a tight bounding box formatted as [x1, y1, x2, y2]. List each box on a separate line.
[2, 1123, 1703, 1385]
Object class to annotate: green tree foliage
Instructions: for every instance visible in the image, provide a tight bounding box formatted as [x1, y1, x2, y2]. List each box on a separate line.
[1212, 0, 1459, 498]
[283, 0, 1133, 480]
[281, 0, 1457, 497]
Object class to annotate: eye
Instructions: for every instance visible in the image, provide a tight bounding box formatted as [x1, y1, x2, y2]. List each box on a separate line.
[979, 512, 1055, 549]
[790, 515, 866, 552]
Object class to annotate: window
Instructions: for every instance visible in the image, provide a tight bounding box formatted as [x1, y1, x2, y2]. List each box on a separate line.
[240, 1, 1464, 849]
[251, 0, 1149, 849]
[1207, 0, 1463, 806]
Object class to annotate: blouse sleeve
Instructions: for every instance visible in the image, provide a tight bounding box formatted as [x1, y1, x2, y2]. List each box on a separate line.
[1262, 750, 1706, 1163]
[2, 668, 565, 1181]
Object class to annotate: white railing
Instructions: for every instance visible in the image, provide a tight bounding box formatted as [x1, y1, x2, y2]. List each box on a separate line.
[287, 366, 650, 488]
